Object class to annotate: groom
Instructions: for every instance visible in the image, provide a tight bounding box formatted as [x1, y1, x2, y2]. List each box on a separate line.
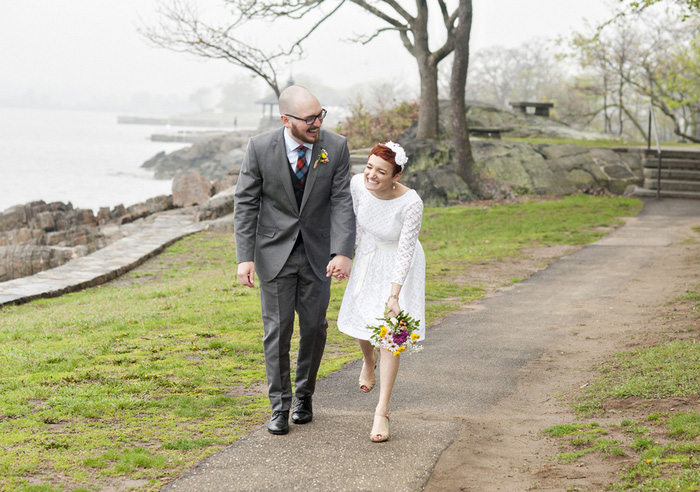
[234, 85, 355, 435]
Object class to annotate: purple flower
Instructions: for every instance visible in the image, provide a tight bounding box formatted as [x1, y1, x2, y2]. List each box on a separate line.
[392, 329, 409, 346]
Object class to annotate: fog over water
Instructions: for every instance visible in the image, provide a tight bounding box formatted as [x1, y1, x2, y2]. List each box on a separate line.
[0, 107, 191, 213]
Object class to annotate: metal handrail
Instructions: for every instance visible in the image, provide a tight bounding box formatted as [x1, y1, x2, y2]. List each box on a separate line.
[647, 103, 662, 200]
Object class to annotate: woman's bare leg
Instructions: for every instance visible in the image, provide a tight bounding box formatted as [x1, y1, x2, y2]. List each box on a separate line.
[371, 348, 399, 441]
[358, 339, 378, 392]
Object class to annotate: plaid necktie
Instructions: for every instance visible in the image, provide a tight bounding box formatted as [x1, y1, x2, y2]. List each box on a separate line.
[295, 145, 309, 184]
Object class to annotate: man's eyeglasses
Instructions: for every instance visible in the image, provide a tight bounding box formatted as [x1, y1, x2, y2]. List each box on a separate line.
[285, 109, 327, 125]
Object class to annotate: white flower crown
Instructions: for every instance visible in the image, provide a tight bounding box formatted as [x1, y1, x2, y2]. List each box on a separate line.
[384, 141, 408, 170]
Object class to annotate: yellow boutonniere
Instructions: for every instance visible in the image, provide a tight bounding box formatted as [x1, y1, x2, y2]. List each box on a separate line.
[313, 149, 329, 169]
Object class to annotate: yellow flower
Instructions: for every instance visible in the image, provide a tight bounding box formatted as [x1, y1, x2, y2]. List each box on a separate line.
[411, 333, 420, 340]
[379, 326, 387, 337]
[393, 351, 401, 357]
[320, 149, 329, 163]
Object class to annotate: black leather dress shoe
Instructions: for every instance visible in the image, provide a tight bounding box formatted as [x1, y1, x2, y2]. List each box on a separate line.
[291, 397, 313, 424]
[267, 411, 289, 435]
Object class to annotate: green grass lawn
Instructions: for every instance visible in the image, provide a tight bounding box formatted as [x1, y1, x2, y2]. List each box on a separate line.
[0, 194, 642, 491]
[543, 284, 700, 490]
[503, 136, 640, 147]
[502, 137, 697, 148]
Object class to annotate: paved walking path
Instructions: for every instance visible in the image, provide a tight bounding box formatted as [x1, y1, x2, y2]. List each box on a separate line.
[162, 198, 700, 492]
[0, 213, 210, 307]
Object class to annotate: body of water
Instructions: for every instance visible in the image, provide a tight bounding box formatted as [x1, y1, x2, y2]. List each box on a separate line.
[0, 107, 201, 213]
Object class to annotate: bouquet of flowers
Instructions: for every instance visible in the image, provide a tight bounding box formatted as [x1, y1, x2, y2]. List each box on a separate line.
[369, 310, 422, 356]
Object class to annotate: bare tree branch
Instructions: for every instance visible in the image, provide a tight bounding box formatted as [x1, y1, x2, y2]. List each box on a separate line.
[436, 0, 450, 25]
[234, 0, 326, 20]
[348, 0, 414, 25]
[140, 0, 345, 96]
[620, 103, 649, 138]
[287, 0, 347, 56]
[143, 0, 473, 140]
[353, 26, 408, 45]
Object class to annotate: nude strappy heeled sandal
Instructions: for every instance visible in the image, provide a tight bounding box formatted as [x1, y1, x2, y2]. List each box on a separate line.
[370, 413, 390, 442]
[359, 349, 378, 393]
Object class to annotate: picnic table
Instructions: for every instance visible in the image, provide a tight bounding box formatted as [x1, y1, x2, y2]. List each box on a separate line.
[509, 101, 554, 117]
[469, 126, 513, 139]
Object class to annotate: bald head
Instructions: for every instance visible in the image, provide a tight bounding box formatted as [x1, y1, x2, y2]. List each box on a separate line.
[279, 85, 324, 144]
[278, 85, 319, 116]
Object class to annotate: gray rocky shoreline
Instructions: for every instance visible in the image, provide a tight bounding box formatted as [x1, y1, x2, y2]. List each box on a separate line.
[0, 174, 236, 283]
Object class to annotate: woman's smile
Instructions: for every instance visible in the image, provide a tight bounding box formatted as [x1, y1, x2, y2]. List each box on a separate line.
[363, 154, 396, 194]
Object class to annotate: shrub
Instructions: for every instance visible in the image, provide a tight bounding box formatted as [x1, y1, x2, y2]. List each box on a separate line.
[336, 98, 419, 149]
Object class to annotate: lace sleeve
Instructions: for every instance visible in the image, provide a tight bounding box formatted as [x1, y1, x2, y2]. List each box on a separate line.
[351, 175, 364, 248]
[391, 196, 424, 285]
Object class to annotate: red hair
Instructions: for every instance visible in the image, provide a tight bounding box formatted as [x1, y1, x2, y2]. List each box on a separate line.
[369, 142, 403, 176]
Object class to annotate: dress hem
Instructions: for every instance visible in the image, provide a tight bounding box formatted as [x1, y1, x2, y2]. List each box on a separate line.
[338, 326, 372, 341]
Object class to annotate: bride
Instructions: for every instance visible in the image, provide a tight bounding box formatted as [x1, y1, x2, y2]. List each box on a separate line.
[333, 141, 425, 442]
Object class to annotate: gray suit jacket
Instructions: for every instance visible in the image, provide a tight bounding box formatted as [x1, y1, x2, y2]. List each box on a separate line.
[234, 127, 356, 282]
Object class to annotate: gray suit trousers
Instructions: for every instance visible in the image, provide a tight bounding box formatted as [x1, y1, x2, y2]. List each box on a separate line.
[259, 243, 331, 412]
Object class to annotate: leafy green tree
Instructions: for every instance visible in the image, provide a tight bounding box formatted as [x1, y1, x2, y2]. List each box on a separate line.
[638, 28, 700, 141]
[568, 6, 700, 142]
[623, 0, 699, 12]
[568, 15, 648, 138]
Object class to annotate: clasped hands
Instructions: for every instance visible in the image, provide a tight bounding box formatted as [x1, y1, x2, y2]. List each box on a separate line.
[326, 254, 351, 280]
[237, 254, 352, 288]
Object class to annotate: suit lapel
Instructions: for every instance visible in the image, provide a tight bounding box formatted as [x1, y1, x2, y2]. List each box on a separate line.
[274, 128, 299, 214]
[300, 131, 323, 213]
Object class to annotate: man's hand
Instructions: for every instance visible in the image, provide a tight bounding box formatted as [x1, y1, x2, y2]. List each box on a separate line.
[237, 261, 256, 287]
[326, 254, 352, 280]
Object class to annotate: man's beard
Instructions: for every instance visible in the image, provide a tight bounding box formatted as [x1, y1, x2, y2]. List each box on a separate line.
[290, 122, 320, 144]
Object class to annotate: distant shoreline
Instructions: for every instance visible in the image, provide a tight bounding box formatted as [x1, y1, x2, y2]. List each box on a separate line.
[117, 114, 237, 128]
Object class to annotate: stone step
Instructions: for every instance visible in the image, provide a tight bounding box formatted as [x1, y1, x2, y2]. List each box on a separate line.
[644, 168, 700, 182]
[642, 157, 700, 170]
[633, 187, 700, 200]
[349, 149, 370, 175]
[644, 179, 700, 193]
[644, 149, 700, 160]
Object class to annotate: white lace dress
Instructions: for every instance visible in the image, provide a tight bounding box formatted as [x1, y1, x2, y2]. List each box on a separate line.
[337, 173, 426, 341]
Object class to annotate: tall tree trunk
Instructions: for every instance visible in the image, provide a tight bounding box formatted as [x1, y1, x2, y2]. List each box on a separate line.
[617, 79, 624, 136]
[412, 0, 439, 140]
[450, 0, 475, 188]
[416, 57, 440, 139]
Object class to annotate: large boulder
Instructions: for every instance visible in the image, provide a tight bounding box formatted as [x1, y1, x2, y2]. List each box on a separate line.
[172, 172, 213, 207]
[0, 202, 102, 247]
[211, 161, 242, 195]
[463, 100, 611, 140]
[401, 139, 644, 206]
[0, 245, 85, 282]
[589, 148, 643, 195]
[142, 132, 250, 180]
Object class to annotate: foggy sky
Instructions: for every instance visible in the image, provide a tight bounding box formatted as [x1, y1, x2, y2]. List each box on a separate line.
[0, 0, 612, 111]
